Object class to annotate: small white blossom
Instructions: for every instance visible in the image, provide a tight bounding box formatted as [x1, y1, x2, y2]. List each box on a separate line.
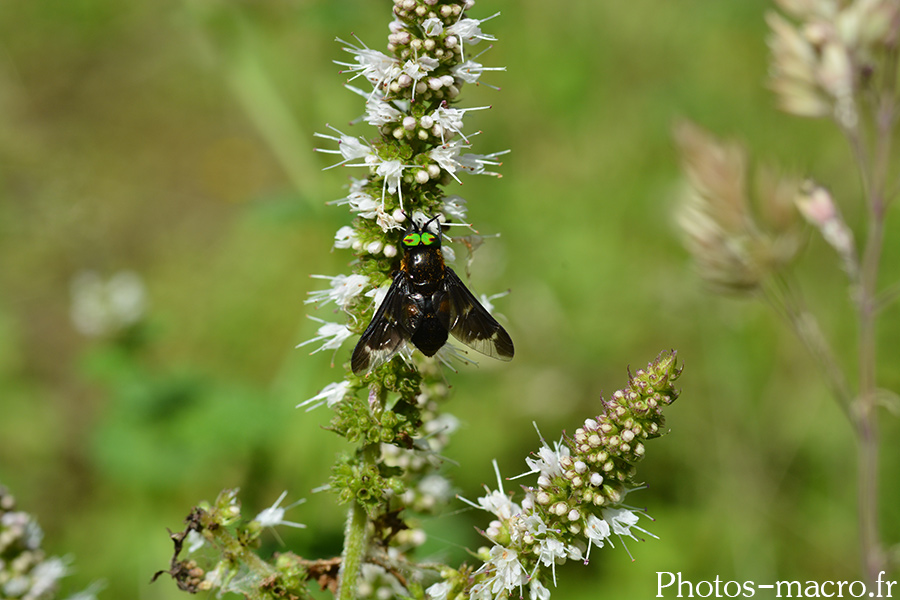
[442, 195, 469, 221]
[334, 225, 357, 249]
[296, 317, 353, 358]
[461, 460, 520, 524]
[430, 104, 489, 144]
[423, 412, 461, 437]
[418, 475, 452, 507]
[365, 284, 392, 312]
[446, 12, 499, 46]
[29, 556, 70, 599]
[452, 59, 506, 84]
[422, 17, 444, 36]
[476, 488, 520, 521]
[457, 149, 509, 176]
[584, 513, 612, 560]
[401, 56, 440, 101]
[429, 140, 468, 182]
[440, 244, 456, 263]
[535, 537, 568, 585]
[64, 581, 105, 600]
[402, 56, 439, 81]
[425, 581, 452, 600]
[347, 191, 380, 219]
[376, 159, 408, 210]
[254, 491, 307, 529]
[523, 440, 571, 479]
[364, 99, 403, 127]
[185, 529, 206, 553]
[482, 545, 527, 596]
[601, 507, 657, 542]
[306, 274, 369, 309]
[70, 270, 147, 337]
[529, 578, 551, 600]
[298, 380, 350, 411]
[314, 126, 374, 169]
[376, 204, 407, 232]
[478, 290, 509, 316]
[335, 37, 402, 94]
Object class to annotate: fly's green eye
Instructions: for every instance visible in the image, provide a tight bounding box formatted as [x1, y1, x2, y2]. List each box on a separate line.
[403, 233, 421, 246]
[420, 232, 436, 245]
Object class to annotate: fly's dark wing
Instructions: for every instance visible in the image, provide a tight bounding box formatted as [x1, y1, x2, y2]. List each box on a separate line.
[351, 273, 417, 374]
[444, 267, 514, 361]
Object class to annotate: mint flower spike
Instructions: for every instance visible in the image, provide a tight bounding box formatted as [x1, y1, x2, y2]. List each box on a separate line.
[456, 352, 680, 599]
[0, 484, 101, 600]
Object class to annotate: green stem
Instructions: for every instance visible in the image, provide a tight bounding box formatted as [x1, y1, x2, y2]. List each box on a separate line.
[338, 500, 370, 600]
[852, 43, 897, 585]
[762, 275, 852, 416]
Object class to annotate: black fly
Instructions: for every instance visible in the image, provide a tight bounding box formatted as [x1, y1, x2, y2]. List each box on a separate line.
[351, 216, 514, 374]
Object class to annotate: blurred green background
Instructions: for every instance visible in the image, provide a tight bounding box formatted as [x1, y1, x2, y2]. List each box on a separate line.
[1, 0, 899, 598]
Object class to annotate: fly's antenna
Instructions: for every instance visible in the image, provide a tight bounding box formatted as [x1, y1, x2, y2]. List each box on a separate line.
[423, 214, 442, 236]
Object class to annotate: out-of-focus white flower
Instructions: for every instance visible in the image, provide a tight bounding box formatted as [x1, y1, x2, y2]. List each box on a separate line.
[254, 491, 306, 529]
[425, 580, 452, 600]
[28, 556, 71, 599]
[795, 181, 857, 275]
[418, 475, 452, 505]
[441, 195, 468, 221]
[2, 510, 45, 550]
[477, 290, 509, 317]
[63, 580, 105, 600]
[423, 412, 460, 437]
[185, 529, 206, 553]
[298, 380, 351, 411]
[70, 270, 147, 337]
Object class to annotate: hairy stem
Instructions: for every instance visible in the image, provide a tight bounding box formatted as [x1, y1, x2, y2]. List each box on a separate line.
[338, 443, 379, 600]
[338, 501, 369, 600]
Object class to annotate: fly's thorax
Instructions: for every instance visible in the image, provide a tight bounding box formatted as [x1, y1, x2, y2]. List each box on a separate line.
[403, 245, 446, 284]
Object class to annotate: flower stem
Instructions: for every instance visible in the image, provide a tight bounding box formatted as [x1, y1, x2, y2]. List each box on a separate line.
[338, 500, 369, 600]
[852, 42, 897, 586]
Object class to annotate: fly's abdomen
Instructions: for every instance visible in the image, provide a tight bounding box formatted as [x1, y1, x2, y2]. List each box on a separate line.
[411, 314, 449, 356]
